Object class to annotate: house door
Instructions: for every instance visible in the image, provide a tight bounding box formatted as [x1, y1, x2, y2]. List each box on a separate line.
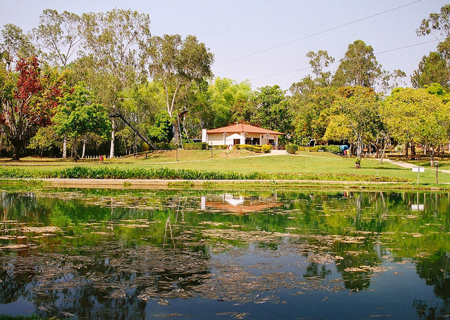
[233, 139, 240, 145]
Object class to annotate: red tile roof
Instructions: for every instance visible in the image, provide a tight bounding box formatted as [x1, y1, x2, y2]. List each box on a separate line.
[206, 123, 284, 135]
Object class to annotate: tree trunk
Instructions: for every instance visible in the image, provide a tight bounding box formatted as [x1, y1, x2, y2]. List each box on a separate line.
[356, 134, 363, 160]
[73, 137, 78, 162]
[110, 118, 115, 159]
[173, 117, 180, 147]
[380, 139, 389, 164]
[63, 136, 67, 159]
[405, 142, 409, 159]
[430, 147, 435, 167]
[11, 140, 21, 161]
[82, 137, 86, 159]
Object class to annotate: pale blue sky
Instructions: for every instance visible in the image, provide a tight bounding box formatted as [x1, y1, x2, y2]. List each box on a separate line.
[0, 0, 448, 90]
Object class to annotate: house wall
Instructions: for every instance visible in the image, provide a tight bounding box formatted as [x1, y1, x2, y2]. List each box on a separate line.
[206, 132, 280, 146]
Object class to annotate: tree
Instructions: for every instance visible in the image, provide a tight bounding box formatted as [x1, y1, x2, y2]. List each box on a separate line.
[53, 82, 111, 160]
[143, 34, 214, 145]
[28, 126, 61, 157]
[416, 4, 450, 39]
[79, 9, 151, 158]
[147, 112, 174, 143]
[381, 88, 450, 166]
[332, 40, 383, 89]
[411, 51, 449, 90]
[251, 85, 292, 135]
[32, 9, 82, 68]
[0, 56, 65, 160]
[331, 86, 380, 163]
[414, 5, 450, 90]
[207, 77, 253, 128]
[290, 86, 338, 145]
[0, 24, 36, 67]
[306, 50, 335, 87]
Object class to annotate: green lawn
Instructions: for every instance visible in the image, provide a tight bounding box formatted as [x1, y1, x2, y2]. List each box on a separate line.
[3, 150, 450, 184]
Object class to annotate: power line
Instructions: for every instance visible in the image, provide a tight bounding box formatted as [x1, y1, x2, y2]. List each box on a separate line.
[215, 0, 422, 67]
[250, 38, 441, 81]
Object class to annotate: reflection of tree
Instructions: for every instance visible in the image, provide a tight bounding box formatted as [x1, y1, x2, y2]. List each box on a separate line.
[304, 263, 331, 279]
[332, 242, 380, 291]
[416, 250, 450, 300]
[0, 242, 211, 319]
[411, 250, 450, 319]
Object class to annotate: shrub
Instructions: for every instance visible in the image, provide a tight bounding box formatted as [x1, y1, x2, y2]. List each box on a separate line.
[297, 145, 342, 154]
[261, 145, 272, 153]
[154, 142, 177, 150]
[183, 142, 207, 150]
[212, 145, 227, 149]
[286, 144, 298, 154]
[325, 145, 342, 154]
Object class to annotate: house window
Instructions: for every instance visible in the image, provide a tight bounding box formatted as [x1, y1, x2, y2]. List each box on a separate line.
[245, 138, 260, 145]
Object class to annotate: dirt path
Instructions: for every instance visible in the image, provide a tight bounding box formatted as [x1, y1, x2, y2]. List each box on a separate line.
[383, 159, 450, 175]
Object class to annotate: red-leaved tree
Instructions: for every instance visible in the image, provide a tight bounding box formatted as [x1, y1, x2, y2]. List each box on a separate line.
[0, 56, 65, 160]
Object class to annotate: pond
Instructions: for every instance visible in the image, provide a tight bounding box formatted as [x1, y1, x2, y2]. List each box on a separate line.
[0, 187, 449, 319]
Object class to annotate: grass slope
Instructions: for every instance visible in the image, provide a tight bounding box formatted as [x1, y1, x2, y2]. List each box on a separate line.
[1, 150, 449, 184]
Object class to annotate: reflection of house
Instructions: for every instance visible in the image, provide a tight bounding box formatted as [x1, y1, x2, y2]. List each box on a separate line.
[201, 123, 284, 147]
[200, 193, 281, 214]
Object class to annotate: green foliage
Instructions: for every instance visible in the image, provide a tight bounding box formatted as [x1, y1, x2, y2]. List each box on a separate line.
[154, 142, 177, 150]
[332, 40, 383, 88]
[251, 85, 292, 134]
[27, 126, 61, 155]
[411, 51, 449, 90]
[147, 113, 174, 143]
[183, 142, 208, 150]
[207, 77, 253, 127]
[0, 166, 409, 182]
[53, 82, 112, 145]
[286, 144, 298, 154]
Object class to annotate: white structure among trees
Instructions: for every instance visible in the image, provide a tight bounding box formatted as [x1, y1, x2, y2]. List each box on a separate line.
[202, 123, 284, 148]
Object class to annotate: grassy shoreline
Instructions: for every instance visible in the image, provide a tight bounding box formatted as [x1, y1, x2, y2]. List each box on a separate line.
[2, 178, 447, 192]
[2, 150, 450, 190]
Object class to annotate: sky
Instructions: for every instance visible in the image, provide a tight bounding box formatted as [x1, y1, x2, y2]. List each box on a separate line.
[0, 0, 448, 91]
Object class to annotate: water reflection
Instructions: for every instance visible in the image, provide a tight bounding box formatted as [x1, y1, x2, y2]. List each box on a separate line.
[200, 193, 281, 213]
[0, 190, 450, 319]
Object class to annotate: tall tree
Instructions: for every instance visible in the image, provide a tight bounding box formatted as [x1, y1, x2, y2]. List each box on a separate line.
[416, 4, 450, 39]
[79, 9, 151, 158]
[53, 82, 111, 160]
[332, 40, 382, 89]
[251, 85, 292, 134]
[0, 56, 66, 160]
[32, 9, 81, 68]
[32, 9, 82, 158]
[414, 4, 450, 90]
[143, 34, 214, 145]
[0, 24, 36, 68]
[207, 77, 253, 128]
[411, 51, 449, 90]
[306, 50, 335, 87]
[330, 86, 380, 163]
[381, 88, 450, 166]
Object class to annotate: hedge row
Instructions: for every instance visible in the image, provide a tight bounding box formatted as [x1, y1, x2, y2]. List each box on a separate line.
[183, 142, 208, 150]
[297, 145, 343, 154]
[0, 166, 409, 182]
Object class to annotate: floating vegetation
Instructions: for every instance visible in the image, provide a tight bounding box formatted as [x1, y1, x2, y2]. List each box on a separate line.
[0, 190, 450, 319]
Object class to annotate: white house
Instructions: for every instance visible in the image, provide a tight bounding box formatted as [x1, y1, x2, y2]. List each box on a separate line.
[201, 123, 284, 148]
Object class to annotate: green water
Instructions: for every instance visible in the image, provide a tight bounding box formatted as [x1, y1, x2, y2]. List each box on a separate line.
[0, 187, 449, 319]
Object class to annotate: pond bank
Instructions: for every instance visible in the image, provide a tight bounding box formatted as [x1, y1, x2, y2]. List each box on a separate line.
[5, 178, 447, 191]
